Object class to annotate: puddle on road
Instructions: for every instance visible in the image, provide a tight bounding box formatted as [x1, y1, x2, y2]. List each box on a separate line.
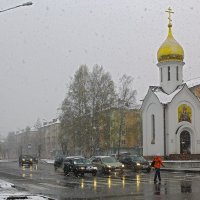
[20, 165, 38, 178]
[181, 181, 192, 193]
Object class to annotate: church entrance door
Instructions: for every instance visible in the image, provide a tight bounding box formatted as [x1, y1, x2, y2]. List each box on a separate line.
[180, 131, 191, 154]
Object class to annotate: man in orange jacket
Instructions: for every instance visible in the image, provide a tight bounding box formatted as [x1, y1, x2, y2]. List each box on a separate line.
[152, 154, 164, 183]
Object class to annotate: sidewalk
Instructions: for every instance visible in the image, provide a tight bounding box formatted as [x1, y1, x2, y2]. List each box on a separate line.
[161, 167, 200, 173]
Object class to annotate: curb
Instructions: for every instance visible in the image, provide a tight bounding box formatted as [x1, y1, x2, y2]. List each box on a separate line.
[161, 168, 200, 173]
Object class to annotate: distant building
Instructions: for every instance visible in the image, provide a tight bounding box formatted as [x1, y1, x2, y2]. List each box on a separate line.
[38, 118, 61, 158]
[16, 127, 38, 157]
[99, 107, 142, 155]
[13, 118, 62, 159]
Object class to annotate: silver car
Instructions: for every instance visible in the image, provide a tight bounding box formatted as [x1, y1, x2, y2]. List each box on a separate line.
[90, 156, 124, 175]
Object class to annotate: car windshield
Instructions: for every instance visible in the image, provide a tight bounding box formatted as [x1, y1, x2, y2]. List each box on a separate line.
[22, 155, 32, 159]
[73, 158, 91, 165]
[101, 157, 117, 163]
[130, 156, 146, 162]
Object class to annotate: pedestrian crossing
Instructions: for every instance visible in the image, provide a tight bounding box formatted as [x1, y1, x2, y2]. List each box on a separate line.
[58, 172, 200, 189]
[34, 171, 200, 192]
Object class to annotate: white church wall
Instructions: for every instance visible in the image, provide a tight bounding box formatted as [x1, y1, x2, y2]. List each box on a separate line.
[166, 87, 200, 155]
[142, 93, 164, 156]
[157, 61, 184, 94]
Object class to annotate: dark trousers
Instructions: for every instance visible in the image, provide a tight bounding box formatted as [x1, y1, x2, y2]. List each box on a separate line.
[154, 168, 161, 182]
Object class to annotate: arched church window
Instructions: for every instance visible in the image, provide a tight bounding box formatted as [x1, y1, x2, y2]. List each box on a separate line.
[176, 66, 179, 81]
[168, 66, 170, 81]
[151, 114, 155, 144]
[178, 104, 192, 123]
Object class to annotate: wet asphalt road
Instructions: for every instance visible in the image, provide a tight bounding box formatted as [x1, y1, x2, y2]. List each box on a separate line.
[0, 161, 200, 199]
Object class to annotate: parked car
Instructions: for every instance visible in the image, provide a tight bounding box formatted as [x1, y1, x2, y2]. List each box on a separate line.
[90, 156, 124, 175]
[63, 156, 97, 177]
[54, 155, 64, 170]
[19, 155, 33, 166]
[120, 155, 151, 172]
[32, 155, 38, 164]
[111, 152, 131, 160]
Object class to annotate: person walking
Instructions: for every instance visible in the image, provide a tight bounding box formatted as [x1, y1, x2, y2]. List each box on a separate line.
[152, 153, 164, 184]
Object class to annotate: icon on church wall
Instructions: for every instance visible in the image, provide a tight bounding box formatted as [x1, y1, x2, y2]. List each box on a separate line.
[193, 86, 200, 99]
[178, 104, 192, 123]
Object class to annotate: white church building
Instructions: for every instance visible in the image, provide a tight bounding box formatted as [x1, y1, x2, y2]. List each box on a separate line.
[141, 8, 200, 157]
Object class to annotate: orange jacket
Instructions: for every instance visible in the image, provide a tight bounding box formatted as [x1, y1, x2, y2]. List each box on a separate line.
[153, 156, 164, 168]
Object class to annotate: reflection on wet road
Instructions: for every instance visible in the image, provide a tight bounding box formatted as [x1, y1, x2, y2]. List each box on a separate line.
[0, 162, 200, 199]
[21, 164, 38, 178]
[56, 170, 198, 199]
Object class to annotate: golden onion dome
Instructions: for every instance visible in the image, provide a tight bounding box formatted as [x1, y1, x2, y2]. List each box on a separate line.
[157, 23, 184, 63]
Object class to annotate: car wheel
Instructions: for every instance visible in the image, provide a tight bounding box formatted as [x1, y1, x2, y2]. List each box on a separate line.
[74, 171, 79, 177]
[146, 168, 151, 173]
[134, 168, 139, 173]
[92, 171, 97, 176]
[64, 171, 70, 176]
[80, 173, 84, 177]
[100, 167, 106, 175]
[64, 168, 69, 175]
[119, 170, 124, 175]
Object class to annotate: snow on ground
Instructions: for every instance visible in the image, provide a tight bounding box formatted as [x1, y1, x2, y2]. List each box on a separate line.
[0, 179, 15, 188]
[0, 179, 56, 199]
[0, 193, 55, 199]
[41, 159, 54, 164]
[0, 159, 17, 163]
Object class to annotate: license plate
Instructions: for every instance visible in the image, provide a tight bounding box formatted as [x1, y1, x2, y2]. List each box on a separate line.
[87, 166, 92, 170]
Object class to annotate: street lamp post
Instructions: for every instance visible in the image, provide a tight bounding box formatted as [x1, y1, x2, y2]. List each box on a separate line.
[0, 2, 33, 13]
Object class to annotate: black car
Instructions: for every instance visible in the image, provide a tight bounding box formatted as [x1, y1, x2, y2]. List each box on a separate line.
[19, 155, 33, 166]
[120, 155, 151, 172]
[63, 156, 98, 177]
[54, 155, 64, 170]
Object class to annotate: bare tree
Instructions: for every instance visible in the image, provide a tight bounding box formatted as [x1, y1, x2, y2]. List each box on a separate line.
[60, 65, 90, 155]
[117, 74, 137, 156]
[89, 65, 116, 155]
[60, 65, 116, 156]
[34, 118, 42, 130]
[118, 74, 136, 106]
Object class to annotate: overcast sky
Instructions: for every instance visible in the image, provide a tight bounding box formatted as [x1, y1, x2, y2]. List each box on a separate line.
[0, 0, 199, 135]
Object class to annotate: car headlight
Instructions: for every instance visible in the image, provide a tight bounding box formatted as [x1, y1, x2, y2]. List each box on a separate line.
[136, 163, 140, 166]
[30, 159, 32, 161]
[22, 159, 25, 161]
[107, 165, 111, 168]
[121, 164, 124, 168]
[80, 167, 85, 170]
[93, 167, 97, 170]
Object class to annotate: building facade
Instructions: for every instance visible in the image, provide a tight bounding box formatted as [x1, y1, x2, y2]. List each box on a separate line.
[11, 119, 62, 159]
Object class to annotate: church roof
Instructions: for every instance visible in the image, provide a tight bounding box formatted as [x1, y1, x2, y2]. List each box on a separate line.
[185, 77, 200, 88]
[157, 8, 184, 63]
[150, 85, 184, 104]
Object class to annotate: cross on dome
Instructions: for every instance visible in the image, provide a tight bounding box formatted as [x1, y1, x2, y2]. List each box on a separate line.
[165, 7, 174, 27]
